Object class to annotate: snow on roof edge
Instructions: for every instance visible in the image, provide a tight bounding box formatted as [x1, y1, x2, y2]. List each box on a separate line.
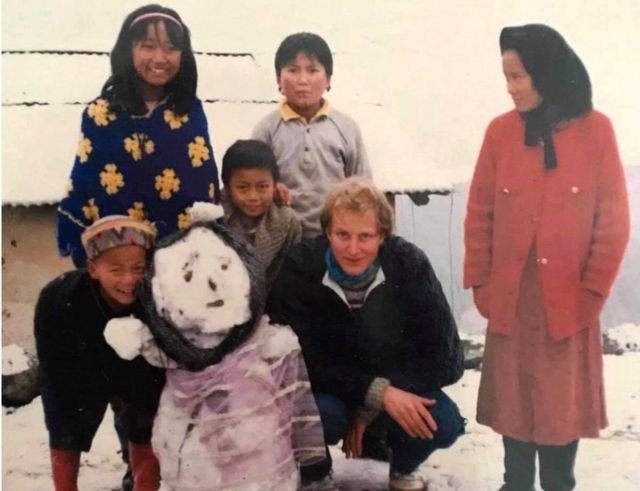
[2, 185, 457, 208]
[2, 199, 60, 208]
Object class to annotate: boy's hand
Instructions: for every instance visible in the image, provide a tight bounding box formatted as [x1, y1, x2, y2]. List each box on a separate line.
[104, 317, 152, 360]
[342, 419, 368, 458]
[274, 182, 291, 206]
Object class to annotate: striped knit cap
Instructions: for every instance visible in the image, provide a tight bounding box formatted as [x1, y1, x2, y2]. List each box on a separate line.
[81, 215, 156, 260]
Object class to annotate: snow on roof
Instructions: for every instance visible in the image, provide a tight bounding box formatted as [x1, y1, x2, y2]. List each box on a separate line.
[4, 0, 639, 205]
[2, 51, 451, 205]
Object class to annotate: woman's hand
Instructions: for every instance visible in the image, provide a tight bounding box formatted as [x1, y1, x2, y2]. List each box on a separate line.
[382, 386, 437, 439]
[274, 182, 291, 206]
[342, 419, 368, 459]
[473, 284, 491, 319]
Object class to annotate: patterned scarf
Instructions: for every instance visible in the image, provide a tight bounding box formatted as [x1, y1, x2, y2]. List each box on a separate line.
[325, 248, 379, 309]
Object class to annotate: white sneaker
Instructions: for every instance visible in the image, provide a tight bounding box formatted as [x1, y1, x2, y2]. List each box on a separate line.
[389, 470, 426, 491]
[300, 474, 340, 491]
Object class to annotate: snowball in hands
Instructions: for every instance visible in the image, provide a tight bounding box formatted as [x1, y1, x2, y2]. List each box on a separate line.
[104, 317, 152, 360]
[189, 201, 224, 223]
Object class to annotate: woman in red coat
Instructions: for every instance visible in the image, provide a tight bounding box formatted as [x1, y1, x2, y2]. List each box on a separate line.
[464, 24, 629, 491]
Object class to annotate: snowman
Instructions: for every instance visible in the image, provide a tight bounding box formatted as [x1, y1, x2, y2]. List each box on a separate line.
[105, 204, 325, 491]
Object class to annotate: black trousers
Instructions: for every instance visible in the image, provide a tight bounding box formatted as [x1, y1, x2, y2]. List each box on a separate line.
[502, 436, 579, 491]
[40, 357, 164, 452]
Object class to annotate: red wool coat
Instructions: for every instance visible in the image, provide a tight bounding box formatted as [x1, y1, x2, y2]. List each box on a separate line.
[464, 109, 629, 340]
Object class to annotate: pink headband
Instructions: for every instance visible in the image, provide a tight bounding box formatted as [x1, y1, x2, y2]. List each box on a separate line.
[130, 12, 183, 31]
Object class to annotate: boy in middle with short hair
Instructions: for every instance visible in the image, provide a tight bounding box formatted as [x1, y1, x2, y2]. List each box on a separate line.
[221, 139, 302, 291]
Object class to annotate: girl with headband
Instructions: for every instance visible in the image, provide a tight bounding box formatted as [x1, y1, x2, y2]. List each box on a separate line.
[54, 5, 220, 490]
[57, 4, 220, 267]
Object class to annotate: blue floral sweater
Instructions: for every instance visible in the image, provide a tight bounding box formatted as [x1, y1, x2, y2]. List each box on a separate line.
[57, 97, 220, 265]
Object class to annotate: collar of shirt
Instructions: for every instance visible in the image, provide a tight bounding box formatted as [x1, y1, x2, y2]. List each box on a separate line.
[322, 267, 385, 308]
[279, 98, 331, 123]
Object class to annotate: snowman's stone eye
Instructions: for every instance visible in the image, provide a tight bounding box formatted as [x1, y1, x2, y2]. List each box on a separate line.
[218, 257, 231, 271]
[208, 279, 217, 291]
[184, 270, 193, 282]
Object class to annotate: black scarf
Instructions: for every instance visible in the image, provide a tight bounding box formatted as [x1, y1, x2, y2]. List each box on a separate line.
[523, 104, 556, 170]
[139, 221, 266, 372]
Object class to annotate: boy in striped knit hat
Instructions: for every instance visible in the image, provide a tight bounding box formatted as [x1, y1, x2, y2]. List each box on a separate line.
[35, 216, 164, 491]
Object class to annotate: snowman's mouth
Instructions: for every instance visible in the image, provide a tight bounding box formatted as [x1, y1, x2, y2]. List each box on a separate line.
[206, 300, 225, 308]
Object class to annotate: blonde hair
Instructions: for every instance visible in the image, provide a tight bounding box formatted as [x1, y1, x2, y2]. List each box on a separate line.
[320, 177, 394, 239]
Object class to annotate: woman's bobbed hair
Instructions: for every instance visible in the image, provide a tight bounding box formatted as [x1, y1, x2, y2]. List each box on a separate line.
[101, 4, 197, 116]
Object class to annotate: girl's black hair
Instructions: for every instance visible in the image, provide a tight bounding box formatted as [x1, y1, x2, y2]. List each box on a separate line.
[101, 4, 197, 116]
[275, 32, 333, 76]
[221, 140, 279, 188]
[500, 24, 592, 122]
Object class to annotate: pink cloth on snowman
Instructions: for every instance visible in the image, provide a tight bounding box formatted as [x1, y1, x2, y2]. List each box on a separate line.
[152, 320, 326, 490]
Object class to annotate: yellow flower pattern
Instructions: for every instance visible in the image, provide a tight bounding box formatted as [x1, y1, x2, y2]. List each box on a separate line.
[188, 136, 210, 167]
[124, 133, 155, 161]
[128, 202, 146, 221]
[60, 100, 220, 258]
[127, 203, 157, 233]
[83, 199, 100, 222]
[100, 164, 125, 195]
[164, 110, 189, 130]
[76, 136, 93, 163]
[177, 207, 193, 229]
[124, 136, 142, 161]
[144, 139, 155, 155]
[87, 99, 116, 126]
[155, 169, 181, 200]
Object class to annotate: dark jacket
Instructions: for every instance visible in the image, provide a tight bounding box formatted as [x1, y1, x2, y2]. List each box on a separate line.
[268, 235, 464, 409]
[34, 269, 164, 450]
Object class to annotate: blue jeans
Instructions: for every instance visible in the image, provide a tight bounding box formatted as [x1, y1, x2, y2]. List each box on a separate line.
[302, 390, 465, 481]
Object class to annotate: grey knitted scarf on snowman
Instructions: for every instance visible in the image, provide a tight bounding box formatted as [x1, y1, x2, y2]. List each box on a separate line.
[138, 221, 267, 372]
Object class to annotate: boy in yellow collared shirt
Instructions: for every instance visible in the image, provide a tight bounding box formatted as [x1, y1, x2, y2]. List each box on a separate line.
[252, 32, 371, 238]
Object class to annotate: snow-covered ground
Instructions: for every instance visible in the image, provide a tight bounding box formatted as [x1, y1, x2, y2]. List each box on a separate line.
[3, 354, 639, 491]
